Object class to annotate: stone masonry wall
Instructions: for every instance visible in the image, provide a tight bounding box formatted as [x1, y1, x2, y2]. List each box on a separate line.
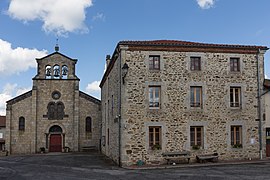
[265, 93, 270, 128]
[35, 79, 79, 152]
[120, 50, 265, 166]
[101, 55, 121, 164]
[6, 95, 33, 154]
[79, 95, 101, 150]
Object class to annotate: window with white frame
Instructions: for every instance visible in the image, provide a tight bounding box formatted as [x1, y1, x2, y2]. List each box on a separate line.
[230, 87, 241, 107]
[149, 86, 160, 109]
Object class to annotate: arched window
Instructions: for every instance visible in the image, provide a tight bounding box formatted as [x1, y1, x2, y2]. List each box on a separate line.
[53, 65, 60, 79]
[47, 102, 56, 120]
[45, 65, 52, 79]
[85, 117, 92, 132]
[19, 117, 25, 131]
[56, 102, 65, 120]
[62, 65, 68, 79]
[47, 102, 65, 120]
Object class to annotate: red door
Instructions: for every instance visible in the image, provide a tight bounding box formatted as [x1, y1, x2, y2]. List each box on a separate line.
[266, 140, 270, 157]
[266, 143, 270, 157]
[49, 134, 62, 152]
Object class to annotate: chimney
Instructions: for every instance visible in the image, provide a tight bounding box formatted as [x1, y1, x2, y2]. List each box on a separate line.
[106, 55, 111, 68]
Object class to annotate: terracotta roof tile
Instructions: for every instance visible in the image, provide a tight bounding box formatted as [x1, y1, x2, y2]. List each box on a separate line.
[119, 40, 268, 50]
[100, 40, 268, 87]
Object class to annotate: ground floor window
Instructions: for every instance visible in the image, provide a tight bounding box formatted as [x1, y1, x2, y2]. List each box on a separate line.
[149, 126, 162, 150]
[190, 126, 203, 149]
[231, 126, 242, 148]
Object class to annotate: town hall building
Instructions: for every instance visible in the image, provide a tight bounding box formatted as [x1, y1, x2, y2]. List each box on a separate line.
[100, 40, 268, 166]
[5, 47, 101, 154]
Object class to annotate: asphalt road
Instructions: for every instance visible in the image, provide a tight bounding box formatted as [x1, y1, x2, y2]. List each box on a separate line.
[0, 152, 269, 180]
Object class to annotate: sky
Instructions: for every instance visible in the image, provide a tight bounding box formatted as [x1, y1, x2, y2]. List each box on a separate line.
[0, 0, 269, 115]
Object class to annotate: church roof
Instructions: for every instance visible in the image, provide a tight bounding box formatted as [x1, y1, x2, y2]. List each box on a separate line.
[79, 91, 101, 104]
[36, 51, 78, 62]
[6, 90, 32, 106]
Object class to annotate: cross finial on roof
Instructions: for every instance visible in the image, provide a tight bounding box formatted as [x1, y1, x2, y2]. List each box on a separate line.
[55, 37, 59, 52]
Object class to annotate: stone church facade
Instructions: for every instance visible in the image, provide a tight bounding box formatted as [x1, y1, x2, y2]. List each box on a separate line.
[6, 50, 101, 154]
[100, 40, 268, 166]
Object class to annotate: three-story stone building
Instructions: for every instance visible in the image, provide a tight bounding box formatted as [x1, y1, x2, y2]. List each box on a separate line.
[100, 40, 268, 166]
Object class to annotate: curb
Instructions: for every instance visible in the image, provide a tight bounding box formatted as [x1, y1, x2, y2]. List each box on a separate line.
[123, 159, 270, 170]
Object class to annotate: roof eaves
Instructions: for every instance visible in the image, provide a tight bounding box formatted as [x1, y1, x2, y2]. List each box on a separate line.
[36, 52, 78, 62]
[118, 40, 268, 51]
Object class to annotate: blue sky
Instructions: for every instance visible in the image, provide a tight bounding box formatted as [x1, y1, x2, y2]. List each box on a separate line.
[0, 0, 269, 115]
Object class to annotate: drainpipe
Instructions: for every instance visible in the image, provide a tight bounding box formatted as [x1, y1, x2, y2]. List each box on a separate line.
[256, 49, 263, 160]
[118, 48, 122, 167]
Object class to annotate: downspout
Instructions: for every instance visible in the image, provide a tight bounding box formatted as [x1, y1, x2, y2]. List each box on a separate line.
[118, 48, 122, 167]
[256, 49, 263, 159]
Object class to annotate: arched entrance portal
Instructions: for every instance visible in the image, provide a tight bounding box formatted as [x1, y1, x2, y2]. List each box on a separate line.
[49, 125, 63, 152]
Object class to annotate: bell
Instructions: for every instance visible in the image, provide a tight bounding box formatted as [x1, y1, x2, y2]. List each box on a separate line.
[46, 68, 51, 76]
[62, 67, 68, 76]
[54, 69, 60, 77]
[62, 70, 68, 76]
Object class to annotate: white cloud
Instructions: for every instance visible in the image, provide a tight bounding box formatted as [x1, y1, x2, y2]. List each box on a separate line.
[196, 0, 215, 9]
[92, 13, 105, 21]
[7, 0, 93, 36]
[86, 80, 100, 92]
[85, 80, 101, 99]
[0, 39, 47, 76]
[16, 87, 32, 96]
[0, 93, 11, 116]
[0, 83, 31, 115]
[266, 74, 269, 79]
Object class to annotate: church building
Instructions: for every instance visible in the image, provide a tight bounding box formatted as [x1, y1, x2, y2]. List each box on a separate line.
[5, 47, 101, 154]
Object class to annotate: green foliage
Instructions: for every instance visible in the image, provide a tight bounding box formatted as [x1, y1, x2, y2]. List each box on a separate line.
[192, 145, 200, 150]
[232, 144, 242, 148]
[152, 144, 161, 150]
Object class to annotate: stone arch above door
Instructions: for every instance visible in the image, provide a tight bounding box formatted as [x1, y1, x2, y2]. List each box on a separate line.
[49, 125, 63, 133]
[46, 123, 65, 134]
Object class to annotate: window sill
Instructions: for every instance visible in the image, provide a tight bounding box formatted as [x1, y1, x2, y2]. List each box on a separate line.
[189, 107, 203, 111]
[149, 69, 161, 72]
[229, 107, 242, 110]
[149, 107, 160, 110]
[148, 149, 163, 154]
[229, 71, 241, 74]
[230, 147, 243, 151]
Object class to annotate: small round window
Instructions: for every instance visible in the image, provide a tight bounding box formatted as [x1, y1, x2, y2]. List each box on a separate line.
[52, 91, 61, 100]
